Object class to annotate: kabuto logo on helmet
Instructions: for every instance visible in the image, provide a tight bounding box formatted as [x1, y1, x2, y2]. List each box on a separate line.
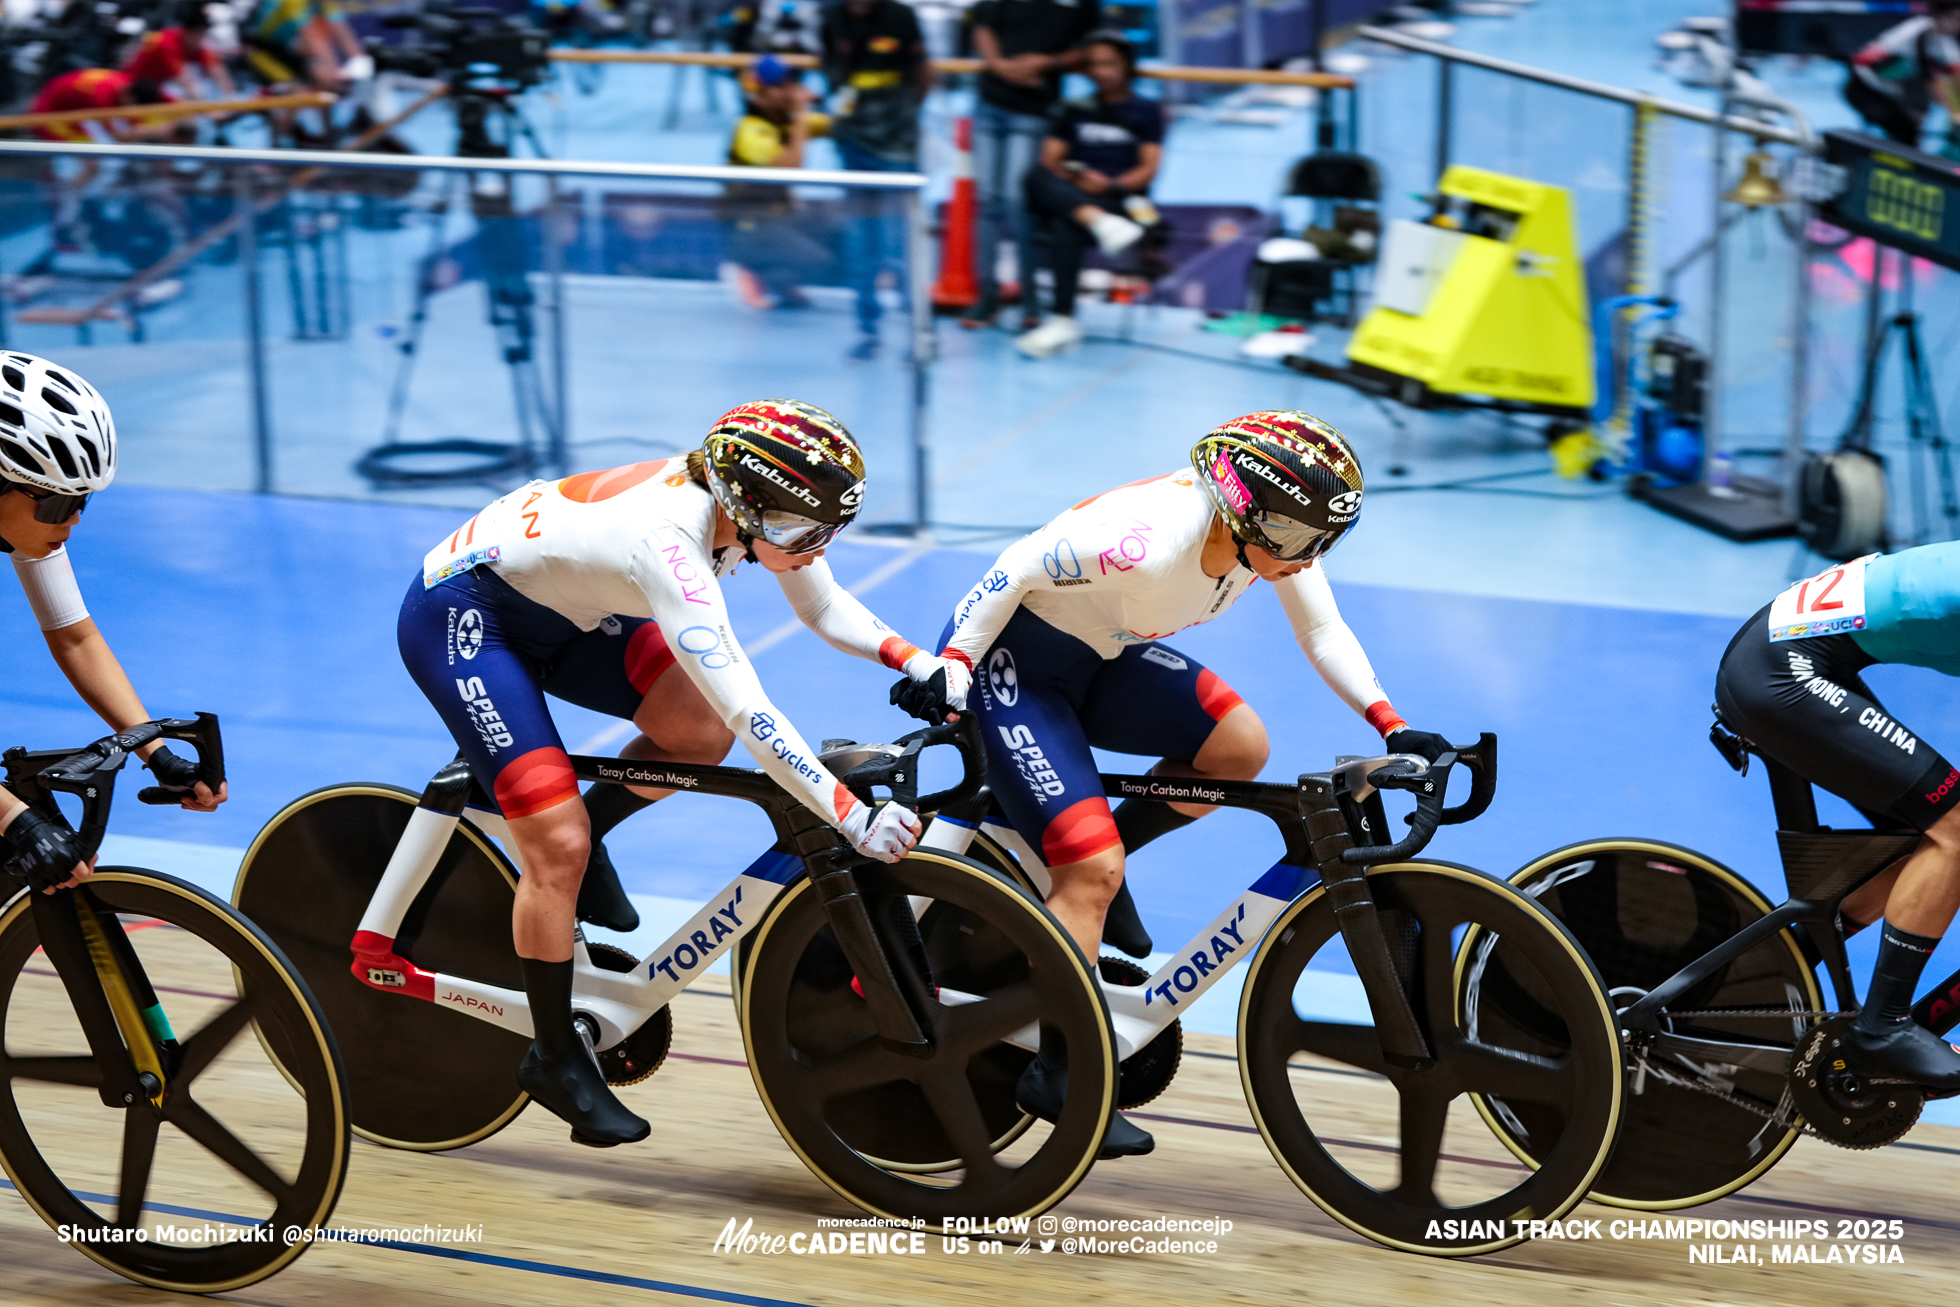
[840, 482, 864, 511]
[1237, 452, 1314, 507]
[1328, 489, 1362, 517]
[738, 453, 824, 509]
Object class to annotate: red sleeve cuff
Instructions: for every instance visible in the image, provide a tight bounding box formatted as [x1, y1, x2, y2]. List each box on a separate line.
[940, 648, 974, 672]
[1364, 701, 1407, 738]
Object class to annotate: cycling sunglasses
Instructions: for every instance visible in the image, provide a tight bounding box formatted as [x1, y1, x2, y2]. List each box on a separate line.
[10, 483, 89, 524]
[756, 510, 845, 555]
[1248, 511, 1332, 562]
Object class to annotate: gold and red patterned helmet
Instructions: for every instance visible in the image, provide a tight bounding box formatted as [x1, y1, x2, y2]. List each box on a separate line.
[1190, 411, 1364, 562]
[702, 399, 866, 553]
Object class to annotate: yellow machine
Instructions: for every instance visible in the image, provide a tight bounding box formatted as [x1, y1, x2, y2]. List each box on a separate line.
[1343, 165, 1595, 415]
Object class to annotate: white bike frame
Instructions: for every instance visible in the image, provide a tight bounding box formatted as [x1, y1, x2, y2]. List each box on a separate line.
[921, 810, 1318, 1062]
[346, 802, 803, 1049]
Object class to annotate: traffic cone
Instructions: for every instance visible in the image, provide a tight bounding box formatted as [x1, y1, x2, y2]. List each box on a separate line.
[932, 115, 979, 312]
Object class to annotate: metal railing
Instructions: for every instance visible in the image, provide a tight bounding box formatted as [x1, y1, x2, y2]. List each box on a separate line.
[0, 140, 935, 526]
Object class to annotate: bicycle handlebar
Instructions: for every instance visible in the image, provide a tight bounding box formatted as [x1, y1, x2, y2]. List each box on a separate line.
[833, 714, 985, 816]
[1340, 750, 1456, 865]
[1439, 732, 1497, 826]
[3, 714, 226, 863]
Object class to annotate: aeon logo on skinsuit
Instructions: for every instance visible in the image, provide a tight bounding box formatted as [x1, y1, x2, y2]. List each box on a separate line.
[986, 647, 1019, 706]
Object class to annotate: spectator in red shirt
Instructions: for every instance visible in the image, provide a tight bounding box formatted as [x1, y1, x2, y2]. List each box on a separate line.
[29, 70, 172, 144]
[124, 3, 238, 102]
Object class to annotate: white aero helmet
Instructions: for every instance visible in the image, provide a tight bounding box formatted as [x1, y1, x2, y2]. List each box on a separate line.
[0, 353, 117, 498]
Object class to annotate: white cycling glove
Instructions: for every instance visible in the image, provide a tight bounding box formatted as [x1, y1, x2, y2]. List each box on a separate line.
[901, 651, 971, 713]
[841, 801, 923, 863]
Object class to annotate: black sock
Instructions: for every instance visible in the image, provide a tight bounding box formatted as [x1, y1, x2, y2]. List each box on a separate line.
[519, 956, 579, 1057]
[1838, 911, 1873, 941]
[584, 782, 655, 841]
[1860, 922, 1942, 1027]
[1112, 798, 1197, 854]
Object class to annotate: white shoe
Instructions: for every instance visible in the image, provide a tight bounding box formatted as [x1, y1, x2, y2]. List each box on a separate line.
[1087, 212, 1145, 257]
[1016, 315, 1084, 359]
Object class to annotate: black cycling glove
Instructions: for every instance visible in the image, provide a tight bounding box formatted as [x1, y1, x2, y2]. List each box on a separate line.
[1386, 727, 1451, 764]
[4, 806, 85, 892]
[890, 667, 951, 725]
[140, 744, 201, 804]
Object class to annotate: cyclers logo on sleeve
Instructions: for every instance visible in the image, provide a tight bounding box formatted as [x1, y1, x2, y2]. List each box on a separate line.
[1141, 646, 1188, 671]
[455, 677, 515, 753]
[996, 724, 1064, 801]
[985, 647, 1019, 707]
[747, 711, 824, 784]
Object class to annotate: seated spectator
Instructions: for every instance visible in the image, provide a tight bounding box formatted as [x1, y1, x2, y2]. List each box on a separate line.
[723, 54, 835, 309]
[1017, 31, 1163, 359]
[125, 2, 238, 102]
[1843, 0, 1960, 152]
[30, 70, 174, 144]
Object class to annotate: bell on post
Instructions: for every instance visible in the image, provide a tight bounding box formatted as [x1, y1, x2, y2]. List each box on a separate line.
[1725, 143, 1789, 209]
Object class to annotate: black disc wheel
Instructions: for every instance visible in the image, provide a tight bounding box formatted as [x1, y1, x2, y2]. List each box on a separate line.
[0, 872, 349, 1292]
[1485, 839, 1823, 1208]
[234, 784, 531, 1151]
[741, 849, 1113, 1221]
[1239, 861, 1624, 1256]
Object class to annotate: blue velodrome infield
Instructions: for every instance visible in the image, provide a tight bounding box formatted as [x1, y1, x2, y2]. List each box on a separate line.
[11, 485, 1960, 1121]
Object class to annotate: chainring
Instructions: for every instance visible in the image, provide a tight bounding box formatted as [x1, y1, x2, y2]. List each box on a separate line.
[1787, 1017, 1924, 1150]
[588, 942, 674, 1087]
[1101, 956, 1182, 1110]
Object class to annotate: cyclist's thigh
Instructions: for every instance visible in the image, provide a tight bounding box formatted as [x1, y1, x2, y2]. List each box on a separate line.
[397, 570, 578, 818]
[542, 615, 672, 720]
[1716, 603, 1960, 831]
[968, 608, 1120, 867]
[1079, 640, 1244, 760]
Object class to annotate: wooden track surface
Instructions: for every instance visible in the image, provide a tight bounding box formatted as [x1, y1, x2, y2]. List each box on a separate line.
[3, 924, 1955, 1305]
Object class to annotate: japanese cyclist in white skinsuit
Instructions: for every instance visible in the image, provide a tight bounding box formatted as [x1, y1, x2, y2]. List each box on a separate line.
[0, 353, 228, 890]
[398, 400, 962, 1146]
[920, 412, 1450, 1157]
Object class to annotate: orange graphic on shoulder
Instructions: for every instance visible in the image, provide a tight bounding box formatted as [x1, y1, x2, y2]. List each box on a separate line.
[560, 459, 673, 503]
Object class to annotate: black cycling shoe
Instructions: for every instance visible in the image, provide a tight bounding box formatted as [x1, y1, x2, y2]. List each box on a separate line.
[1101, 879, 1153, 960]
[517, 1039, 651, 1147]
[1843, 1017, 1960, 1089]
[575, 838, 640, 933]
[1015, 1046, 1155, 1159]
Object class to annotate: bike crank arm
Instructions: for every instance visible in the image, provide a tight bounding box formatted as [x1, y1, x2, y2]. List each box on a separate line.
[29, 889, 160, 1109]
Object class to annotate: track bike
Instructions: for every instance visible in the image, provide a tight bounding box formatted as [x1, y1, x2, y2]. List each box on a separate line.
[1480, 720, 1952, 1210]
[898, 733, 1633, 1257]
[0, 716, 350, 1293]
[234, 716, 1124, 1222]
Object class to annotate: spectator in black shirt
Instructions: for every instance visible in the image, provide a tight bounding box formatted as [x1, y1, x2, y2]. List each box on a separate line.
[962, 0, 1101, 331]
[1017, 31, 1163, 358]
[823, 0, 933, 357]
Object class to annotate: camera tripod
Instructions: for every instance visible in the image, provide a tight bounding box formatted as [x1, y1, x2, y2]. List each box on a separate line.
[1835, 249, 1958, 547]
[358, 87, 567, 488]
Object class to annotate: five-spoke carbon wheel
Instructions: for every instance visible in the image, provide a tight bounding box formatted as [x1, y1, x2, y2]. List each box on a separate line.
[235, 784, 532, 1150]
[1239, 860, 1624, 1255]
[0, 872, 348, 1292]
[1487, 840, 1823, 1208]
[740, 849, 1114, 1221]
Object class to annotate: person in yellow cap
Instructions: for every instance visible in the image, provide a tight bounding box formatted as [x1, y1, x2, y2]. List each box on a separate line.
[722, 55, 834, 309]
